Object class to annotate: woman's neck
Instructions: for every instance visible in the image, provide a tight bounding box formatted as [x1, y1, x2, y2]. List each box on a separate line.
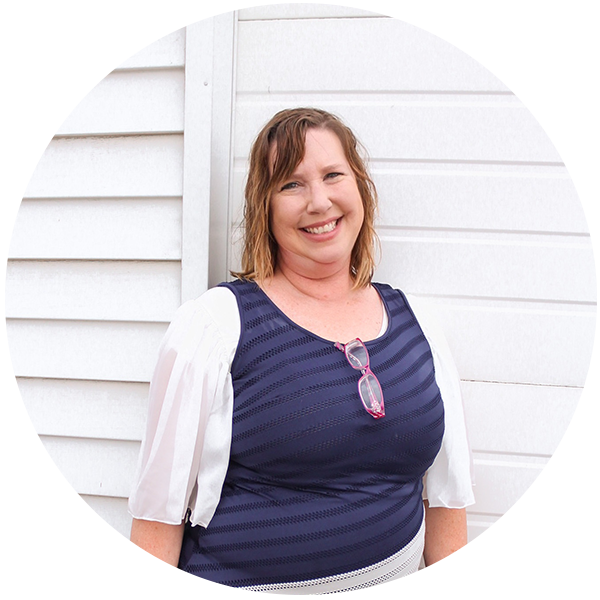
[266, 261, 358, 303]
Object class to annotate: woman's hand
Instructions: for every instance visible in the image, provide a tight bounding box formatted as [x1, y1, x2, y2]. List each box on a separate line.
[130, 518, 185, 567]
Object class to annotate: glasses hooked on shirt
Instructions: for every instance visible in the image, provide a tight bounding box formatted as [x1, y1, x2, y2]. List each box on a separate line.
[335, 338, 385, 419]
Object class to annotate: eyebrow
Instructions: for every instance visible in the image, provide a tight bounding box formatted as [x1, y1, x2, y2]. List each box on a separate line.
[322, 163, 346, 172]
[288, 163, 347, 178]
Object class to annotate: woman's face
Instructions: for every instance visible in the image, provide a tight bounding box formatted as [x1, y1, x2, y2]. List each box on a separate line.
[269, 127, 364, 276]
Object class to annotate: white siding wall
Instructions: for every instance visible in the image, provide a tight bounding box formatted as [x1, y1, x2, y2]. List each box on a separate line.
[6, 4, 595, 549]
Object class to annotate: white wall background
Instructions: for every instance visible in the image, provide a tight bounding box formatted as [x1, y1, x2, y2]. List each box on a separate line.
[5, 3, 596, 551]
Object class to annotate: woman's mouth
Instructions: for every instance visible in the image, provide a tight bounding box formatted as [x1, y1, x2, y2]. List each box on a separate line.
[301, 218, 340, 235]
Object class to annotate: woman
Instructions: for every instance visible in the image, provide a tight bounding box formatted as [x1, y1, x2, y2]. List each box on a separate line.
[129, 108, 474, 593]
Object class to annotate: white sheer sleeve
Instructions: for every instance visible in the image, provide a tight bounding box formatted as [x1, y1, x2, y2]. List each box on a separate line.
[128, 287, 240, 527]
[405, 294, 475, 509]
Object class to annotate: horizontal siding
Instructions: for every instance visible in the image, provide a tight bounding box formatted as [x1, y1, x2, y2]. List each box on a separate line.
[8, 21, 192, 542]
[9, 198, 181, 260]
[18, 378, 148, 441]
[435, 299, 595, 387]
[7, 319, 167, 382]
[235, 99, 560, 164]
[376, 232, 594, 303]
[56, 68, 185, 136]
[40, 436, 140, 497]
[24, 134, 183, 198]
[6, 261, 181, 321]
[473, 452, 598, 524]
[237, 5, 381, 20]
[374, 167, 587, 234]
[236, 19, 510, 92]
[462, 381, 582, 456]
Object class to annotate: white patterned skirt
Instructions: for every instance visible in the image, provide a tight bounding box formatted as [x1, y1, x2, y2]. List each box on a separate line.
[241, 514, 425, 595]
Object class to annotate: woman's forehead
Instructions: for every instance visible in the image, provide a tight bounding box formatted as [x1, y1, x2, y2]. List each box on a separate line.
[268, 127, 345, 174]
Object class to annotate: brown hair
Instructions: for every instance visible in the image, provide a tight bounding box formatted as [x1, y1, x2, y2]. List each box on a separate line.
[232, 107, 380, 288]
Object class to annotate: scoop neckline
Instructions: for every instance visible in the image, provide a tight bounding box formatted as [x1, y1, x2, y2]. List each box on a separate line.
[252, 281, 392, 347]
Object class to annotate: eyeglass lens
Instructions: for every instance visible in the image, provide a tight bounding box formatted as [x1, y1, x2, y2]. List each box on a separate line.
[344, 340, 369, 369]
[359, 373, 384, 416]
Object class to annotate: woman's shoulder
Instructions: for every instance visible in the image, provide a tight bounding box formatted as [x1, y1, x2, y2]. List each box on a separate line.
[163, 284, 241, 357]
[195, 284, 240, 334]
[373, 281, 445, 343]
[197, 284, 239, 314]
[373, 281, 425, 313]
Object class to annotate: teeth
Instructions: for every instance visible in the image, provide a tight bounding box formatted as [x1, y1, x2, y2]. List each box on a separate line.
[303, 219, 338, 235]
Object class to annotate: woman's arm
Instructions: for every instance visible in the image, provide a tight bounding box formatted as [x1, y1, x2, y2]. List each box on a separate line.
[127, 519, 184, 596]
[422, 500, 467, 566]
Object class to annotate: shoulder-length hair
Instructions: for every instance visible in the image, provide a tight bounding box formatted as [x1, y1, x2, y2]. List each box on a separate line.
[232, 107, 380, 288]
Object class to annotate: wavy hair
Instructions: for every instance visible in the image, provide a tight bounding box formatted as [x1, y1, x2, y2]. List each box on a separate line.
[232, 107, 380, 288]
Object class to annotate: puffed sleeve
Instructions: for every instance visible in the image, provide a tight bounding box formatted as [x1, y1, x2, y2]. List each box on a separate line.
[128, 287, 239, 527]
[406, 294, 476, 509]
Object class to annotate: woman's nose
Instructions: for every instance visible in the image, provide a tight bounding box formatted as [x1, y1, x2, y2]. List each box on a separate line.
[307, 182, 332, 213]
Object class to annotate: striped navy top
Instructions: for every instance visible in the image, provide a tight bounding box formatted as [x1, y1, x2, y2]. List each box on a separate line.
[177, 280, 445, 588]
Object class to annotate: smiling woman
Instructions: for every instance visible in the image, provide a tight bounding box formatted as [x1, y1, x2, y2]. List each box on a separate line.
[127, 107, 474, 593]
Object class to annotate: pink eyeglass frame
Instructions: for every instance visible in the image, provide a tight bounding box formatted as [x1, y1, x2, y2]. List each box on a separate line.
[335, 338, 385, 419]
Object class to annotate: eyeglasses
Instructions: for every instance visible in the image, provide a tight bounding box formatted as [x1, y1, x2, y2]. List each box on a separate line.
[335, 338, 385, 419]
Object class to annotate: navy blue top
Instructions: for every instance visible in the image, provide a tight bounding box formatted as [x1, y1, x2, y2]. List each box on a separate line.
[178, 280, 445, 587]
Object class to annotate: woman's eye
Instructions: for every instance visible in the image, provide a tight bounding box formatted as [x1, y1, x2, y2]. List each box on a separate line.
[280, 181, 299, 191]
[326, 172, 342, 180]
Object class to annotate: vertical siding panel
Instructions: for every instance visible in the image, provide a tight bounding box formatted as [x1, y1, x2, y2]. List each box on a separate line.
[208, 11, 237, 289]
[181, 20, 214, 302]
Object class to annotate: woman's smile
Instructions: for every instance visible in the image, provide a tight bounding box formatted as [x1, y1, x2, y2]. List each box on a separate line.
[301, 217, 341, 236]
